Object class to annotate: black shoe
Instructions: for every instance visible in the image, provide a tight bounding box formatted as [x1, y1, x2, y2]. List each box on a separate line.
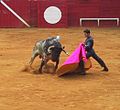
[102, 67, 109, 72]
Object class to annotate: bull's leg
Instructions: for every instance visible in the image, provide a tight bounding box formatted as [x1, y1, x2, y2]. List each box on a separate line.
[39, 58, 49, 73]
[39, 60, 45, 73]
[29, 51, 39, 67]
[55, 60, 59, 71]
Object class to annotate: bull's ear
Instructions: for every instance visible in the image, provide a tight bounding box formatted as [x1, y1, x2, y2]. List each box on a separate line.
[63, 46, 65, 49]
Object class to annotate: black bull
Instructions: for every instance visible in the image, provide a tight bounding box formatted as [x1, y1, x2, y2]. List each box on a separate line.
[29, 41, 68, 73]
[39, 46, 66, 73]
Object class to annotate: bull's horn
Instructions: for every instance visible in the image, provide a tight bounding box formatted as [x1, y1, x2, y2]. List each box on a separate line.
[62, 49, 69, 56]
[48, 46, 55, 53]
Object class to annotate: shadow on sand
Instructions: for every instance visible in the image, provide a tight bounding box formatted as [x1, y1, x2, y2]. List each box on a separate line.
[58, 71, 109, 80]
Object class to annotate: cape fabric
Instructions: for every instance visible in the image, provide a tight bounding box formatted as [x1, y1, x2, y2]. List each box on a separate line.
[57, 43, 92, 76]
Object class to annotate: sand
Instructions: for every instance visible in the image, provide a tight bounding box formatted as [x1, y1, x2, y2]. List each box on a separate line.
[0, 28, 120, 110]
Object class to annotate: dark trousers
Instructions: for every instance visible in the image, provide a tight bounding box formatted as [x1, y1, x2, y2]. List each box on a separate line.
[86, 49, 106, 67]
[79, 49, 107, 72]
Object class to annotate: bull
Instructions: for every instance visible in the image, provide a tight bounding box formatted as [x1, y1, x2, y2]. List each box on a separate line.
[29, 36, 69, 73]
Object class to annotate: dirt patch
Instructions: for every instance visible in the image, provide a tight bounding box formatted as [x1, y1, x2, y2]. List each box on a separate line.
[0, 28, 120, 110]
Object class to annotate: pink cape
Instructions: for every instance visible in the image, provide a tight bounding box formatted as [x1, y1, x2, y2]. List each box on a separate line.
[56, 43, 92, 76]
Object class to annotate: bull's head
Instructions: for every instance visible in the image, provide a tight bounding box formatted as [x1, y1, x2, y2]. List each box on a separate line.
[48, 46, 68, 62]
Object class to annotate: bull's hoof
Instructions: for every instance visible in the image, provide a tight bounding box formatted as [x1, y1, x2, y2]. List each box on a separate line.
[33, 70, 42, 75]
[42, 63, 55, 74]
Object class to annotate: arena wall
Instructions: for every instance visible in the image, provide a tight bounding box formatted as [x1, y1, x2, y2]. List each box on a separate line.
[0, 0, 120, 28]
[37, 0, 68, 28]
[68, 0, 120, 27]
[0, 0, 31, 28]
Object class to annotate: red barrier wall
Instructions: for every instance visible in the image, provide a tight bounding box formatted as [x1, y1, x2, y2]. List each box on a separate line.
[38, 0, 68, 28]
[30, 0, 38, 27]
[0, 0, 120, 28]
[0, 0, 31, 28]
[68, 0, 120, 27]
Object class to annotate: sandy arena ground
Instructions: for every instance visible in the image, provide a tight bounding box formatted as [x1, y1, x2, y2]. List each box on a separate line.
[0, 28, 120, 110]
